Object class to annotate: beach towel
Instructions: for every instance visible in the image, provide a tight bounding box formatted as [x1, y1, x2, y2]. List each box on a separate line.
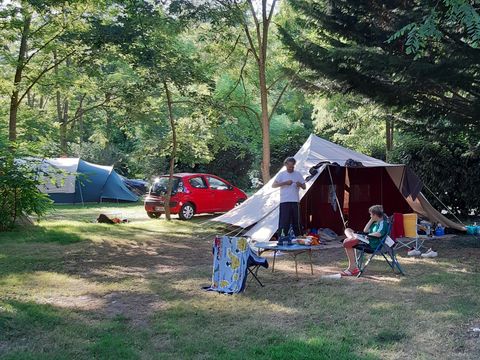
[205, 236, 265, 294]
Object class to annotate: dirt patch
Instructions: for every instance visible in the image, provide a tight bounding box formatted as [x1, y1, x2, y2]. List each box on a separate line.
[36, 291, 167, 327]
[102, 292, 167, 326]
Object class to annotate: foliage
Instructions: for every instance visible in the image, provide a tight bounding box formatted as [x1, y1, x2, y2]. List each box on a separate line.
[1, 0, 478, 220]
[280, 0, 480, 135]
[0, 145, 53, 231]
[310, 94, 387, 160]
[389, 0, 480, 55]
[390, 134, 480, 216]
[270, 115, 310, 172]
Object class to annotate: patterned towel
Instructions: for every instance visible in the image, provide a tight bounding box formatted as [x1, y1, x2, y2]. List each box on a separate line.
[205, 236, 265, 294]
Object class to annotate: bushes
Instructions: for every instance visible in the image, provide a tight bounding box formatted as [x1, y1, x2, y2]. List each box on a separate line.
[0, 147, 53, 231]
[389, 136, 480, 216]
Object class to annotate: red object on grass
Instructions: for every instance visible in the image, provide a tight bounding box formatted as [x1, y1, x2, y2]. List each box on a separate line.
[390, 213, 405, 241]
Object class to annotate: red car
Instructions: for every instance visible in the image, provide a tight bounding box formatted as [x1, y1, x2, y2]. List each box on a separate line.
[144, 173, 247, 220]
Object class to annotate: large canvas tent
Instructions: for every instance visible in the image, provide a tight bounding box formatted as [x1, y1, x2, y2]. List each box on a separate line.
[213, 134, 465, 241]
[37, 158, 138, 204]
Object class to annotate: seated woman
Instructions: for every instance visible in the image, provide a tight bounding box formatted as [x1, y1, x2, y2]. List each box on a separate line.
[341, 205, 388, 276]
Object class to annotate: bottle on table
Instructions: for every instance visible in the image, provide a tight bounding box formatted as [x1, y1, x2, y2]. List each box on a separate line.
[288, 225, 295, 245]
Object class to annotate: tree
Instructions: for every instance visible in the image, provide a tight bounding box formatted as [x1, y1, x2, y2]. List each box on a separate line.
[0, 1, 93, 142]
[88, 1, 210, 219]
[171, 0, 294, 183]
[280, 0, 480, 135]
[389, 0, 480, 55]
[279, 0, 480, 214]
[0, 144, 53, 231]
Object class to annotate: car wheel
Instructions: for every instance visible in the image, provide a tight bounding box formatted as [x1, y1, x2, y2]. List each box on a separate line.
[235, 199, 246, 207]
[179, 203, 195, 220]
[147, 212, 162, 219]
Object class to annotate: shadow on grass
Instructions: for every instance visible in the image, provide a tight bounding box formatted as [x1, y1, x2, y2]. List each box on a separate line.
[249, 337, 379, 360]
[0, 218, 478, 360]
[0, 299, 151, 360]
[0, 226, 86, 245]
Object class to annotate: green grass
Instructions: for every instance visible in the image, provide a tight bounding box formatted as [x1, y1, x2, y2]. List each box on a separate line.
[0, 204, 479, 359]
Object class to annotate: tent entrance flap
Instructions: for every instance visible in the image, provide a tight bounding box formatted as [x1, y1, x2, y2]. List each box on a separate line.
[347, 167, 412, 230]
[300, 166, 346, 235]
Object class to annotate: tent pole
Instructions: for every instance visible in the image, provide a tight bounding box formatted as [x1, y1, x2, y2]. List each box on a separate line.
[327, 166, 347, 230]
[423, 184, 465, 225]
[78, 180, 85, 207]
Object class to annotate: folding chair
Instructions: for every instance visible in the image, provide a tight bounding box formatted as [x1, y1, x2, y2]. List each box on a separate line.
[354, 216, 405, 277]
[395, 213, 429, 252]
[246, 250, 269, 288]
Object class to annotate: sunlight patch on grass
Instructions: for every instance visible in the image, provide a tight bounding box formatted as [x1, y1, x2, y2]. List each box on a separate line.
[369, 302, 398, 311]
[415, 308, 464, 324]
[418, 284, 444, 294]
[361, 347, 400, 360]
[0, 302, 17, 315]
[364, 275, 403, 284]
[0, 271, 151, 304]
[90, 265, 150, 278]
[158, 277, 301, 316]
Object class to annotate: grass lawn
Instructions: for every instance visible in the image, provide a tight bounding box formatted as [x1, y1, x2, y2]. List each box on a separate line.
[0, 203, 479, 359]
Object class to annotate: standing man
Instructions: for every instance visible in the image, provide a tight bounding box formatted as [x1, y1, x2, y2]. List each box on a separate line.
[272, 157, 306, 240]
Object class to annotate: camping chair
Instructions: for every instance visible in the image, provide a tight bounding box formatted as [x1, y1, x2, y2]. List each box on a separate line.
[354, 216, 405, 277]
[246, 250, 269, 288]
[204, 236, 268, 294]
[395, 213, 429, 252]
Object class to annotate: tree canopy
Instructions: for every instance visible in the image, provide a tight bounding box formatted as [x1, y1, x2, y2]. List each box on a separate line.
[1, 0, 479, 215]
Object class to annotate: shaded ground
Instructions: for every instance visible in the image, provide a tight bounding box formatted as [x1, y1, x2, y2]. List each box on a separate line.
[0, 204, 479, 359]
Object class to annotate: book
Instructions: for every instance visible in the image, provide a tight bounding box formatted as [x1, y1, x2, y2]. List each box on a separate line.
[355, 233, 369, 244]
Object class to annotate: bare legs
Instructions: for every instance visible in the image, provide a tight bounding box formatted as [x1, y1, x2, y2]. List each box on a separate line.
[343, 228, 359, 271]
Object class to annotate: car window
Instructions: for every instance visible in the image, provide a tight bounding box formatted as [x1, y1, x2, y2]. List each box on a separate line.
[207, 176, 229, 190]
[151, 177, 180, 195]
[189, 176, 208, 189]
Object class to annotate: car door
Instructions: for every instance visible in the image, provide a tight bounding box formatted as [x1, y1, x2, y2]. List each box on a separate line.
[186, 176, 212, 213]
[205, 176, 236, 212]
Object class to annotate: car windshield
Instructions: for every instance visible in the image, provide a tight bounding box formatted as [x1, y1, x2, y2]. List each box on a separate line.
[150, 177, 180, 196]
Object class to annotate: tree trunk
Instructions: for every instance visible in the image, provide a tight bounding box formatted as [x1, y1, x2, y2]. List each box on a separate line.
[163, 81, 177, 221]
[258, 61, 271, 183]
[9, 12, 31, 142]
[386, 116, 394, 153]
[77, 95, 85, 152]
[60, 98, 69, 155]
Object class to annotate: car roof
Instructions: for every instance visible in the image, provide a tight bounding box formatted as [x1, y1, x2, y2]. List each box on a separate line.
[160, 173, 217, 178]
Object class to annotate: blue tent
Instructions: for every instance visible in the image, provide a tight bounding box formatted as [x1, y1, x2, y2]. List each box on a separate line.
[39, 158, 138, 204]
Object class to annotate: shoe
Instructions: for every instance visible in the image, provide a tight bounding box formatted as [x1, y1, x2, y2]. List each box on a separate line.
[407, 249, 421, 256]
[340, 268, 360, 276]
[421, 248, 438, 258]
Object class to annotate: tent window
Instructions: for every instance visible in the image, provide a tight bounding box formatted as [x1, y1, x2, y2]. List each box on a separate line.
[351, 184, 371, 202]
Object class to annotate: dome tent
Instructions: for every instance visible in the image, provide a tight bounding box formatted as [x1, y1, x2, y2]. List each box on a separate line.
[37, 158, 138, 204]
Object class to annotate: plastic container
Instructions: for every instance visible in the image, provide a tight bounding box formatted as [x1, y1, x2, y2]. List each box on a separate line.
[322, 273, 342, 279]
[466, 225, 477, 235]
[435, 226, 445, 236]
[403, 213, 417, 237]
